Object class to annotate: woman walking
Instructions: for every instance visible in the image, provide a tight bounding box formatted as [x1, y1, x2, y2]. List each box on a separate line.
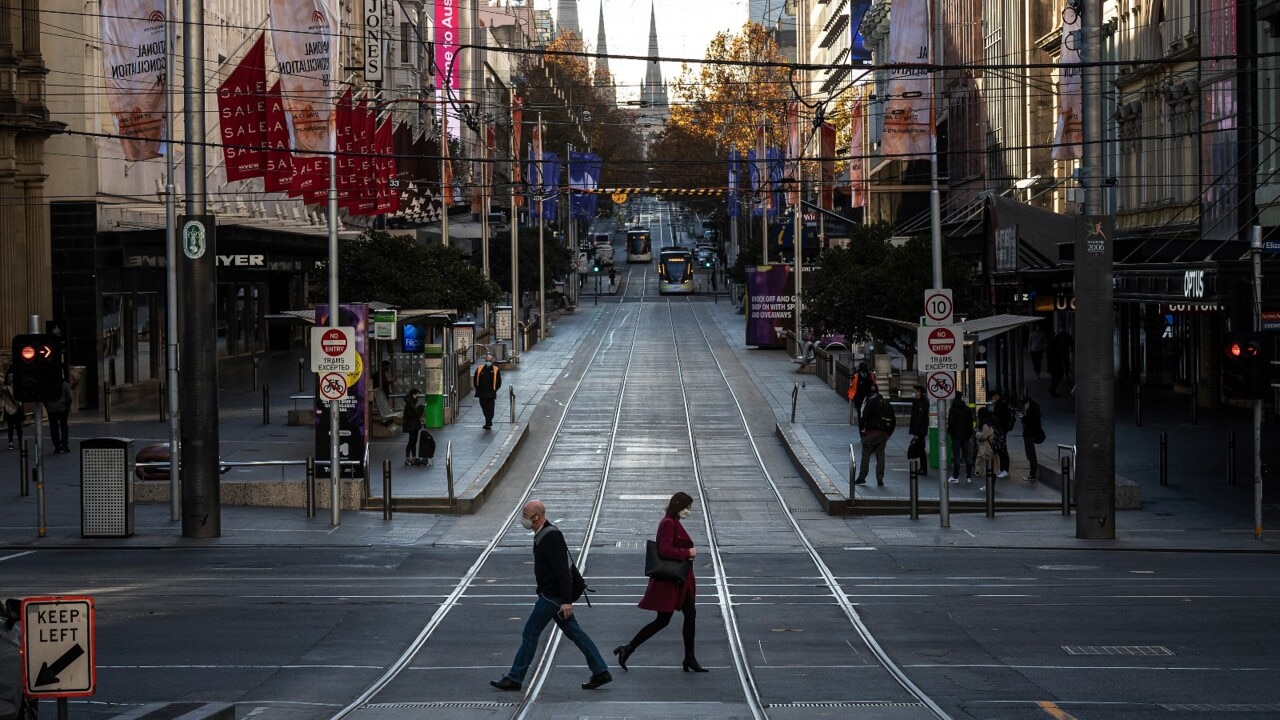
[2, 367, 22, 450]
[614, 492, 706, 673]
[402, 388, 426, 465]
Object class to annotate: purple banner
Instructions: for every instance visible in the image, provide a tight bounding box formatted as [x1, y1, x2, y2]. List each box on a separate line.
[541, 151, 561, 220]
[569, 151, 602, 220]
[315, 304, 369, 478]
[728, 150, 741, 219]
[745, 264, 794, 347]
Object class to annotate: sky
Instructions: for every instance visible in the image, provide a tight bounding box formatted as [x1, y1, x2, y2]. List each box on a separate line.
[545, 0, 754, 105]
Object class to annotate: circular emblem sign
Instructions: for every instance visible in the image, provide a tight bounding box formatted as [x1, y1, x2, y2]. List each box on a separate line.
[927, 327, 956, 356]
[319, 372, 348, 401]
[182, 220, 207, 260]
[321, 328, 348, 357]
[611, 192, 628, 204]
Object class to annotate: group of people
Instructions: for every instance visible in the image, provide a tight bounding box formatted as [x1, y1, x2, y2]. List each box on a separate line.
[491, 492, 705, 693]
[391, 353, 504, 466]
[2, 365, 73, 453]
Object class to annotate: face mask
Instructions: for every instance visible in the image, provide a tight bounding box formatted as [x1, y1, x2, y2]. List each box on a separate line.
[678, 508, 691, 519]
[520, 516, 534, 530]
[486, 359, 493, 366]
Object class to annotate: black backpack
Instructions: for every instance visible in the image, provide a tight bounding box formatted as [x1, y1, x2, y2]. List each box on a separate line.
[535, 524, 594, 606]
[878, 398, 897, 436]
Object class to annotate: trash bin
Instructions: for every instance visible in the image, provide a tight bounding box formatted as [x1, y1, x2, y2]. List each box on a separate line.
[80, 437, 135, 538]
[491, 342, 508, 362]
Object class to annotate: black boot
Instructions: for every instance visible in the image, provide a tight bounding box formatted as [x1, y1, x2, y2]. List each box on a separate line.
[613, 644, 633, 671]
[682, 656, 708, 673]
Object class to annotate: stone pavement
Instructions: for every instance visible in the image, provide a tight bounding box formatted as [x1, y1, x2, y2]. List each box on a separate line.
[3, 284, 1279, 553]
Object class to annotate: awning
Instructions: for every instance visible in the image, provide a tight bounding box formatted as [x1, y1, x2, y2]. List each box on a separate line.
[985, 195, 1076, 271]
[868, 313, 1043, 342]
[266, 308, 459, 325]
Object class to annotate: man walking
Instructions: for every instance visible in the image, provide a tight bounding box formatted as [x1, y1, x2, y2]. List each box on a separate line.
[846, 362, 877, 423]
[855, 387, 894, 486]
[474, 353, 502, 429]
[492, 499, 612, 692]
[44, 376, 73, 453]
[907, 385, 930, 476]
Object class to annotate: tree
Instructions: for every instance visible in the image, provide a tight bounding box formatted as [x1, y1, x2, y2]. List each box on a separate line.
[313, 231, 502, 311]
[481, 226, 573, 296]
[801, 229, 988, 355]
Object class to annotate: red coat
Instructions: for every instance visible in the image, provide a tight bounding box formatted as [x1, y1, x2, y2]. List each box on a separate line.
[638, 515, 696, 612]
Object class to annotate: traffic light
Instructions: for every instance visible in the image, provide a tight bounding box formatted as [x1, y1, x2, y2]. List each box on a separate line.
[1222, 332, 1267, 400]
[10, 333, 64, 403]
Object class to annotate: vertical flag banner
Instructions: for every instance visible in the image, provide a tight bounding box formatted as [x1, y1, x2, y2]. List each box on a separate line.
[527, 121, 543, 212]
[374, 117, 397, 214]
[441, 125, 453, 207]
[264, 81, 294, 193]
[541, 151, 561, 221]
[101, 0, 168, 161]
[1052, 4, 1083, 160]
[335, 88, 356, 209]
[748, 149, 762, 217]
[217, 33, 268, 181]
[850, 95, 866, 207]
[269, 0, 336, 154]
[512, 107, 524, 206]
[820, 122, 836, 210]
[569, 152, 602, 220]
[483, 124, 496, 215]
[882, 0, 933, 159]
[355, 99, 376, 215]
[727, 150, 740, 219]
[768, 147, 784, 217]
[786, 101, 801, 206]
[435, 0, 459, 90]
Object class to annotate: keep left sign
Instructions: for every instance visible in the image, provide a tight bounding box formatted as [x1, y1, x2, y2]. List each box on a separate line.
[22, 596, 96, 697]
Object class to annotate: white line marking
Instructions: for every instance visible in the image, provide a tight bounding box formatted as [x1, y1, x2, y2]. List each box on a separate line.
[0, 551, 35, 563]
[618, 494, 672, 500]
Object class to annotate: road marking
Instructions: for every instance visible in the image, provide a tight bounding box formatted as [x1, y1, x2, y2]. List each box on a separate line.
[0, 551, 35, 563]
[618, 494, 672, 500]
[1038, 700, 1078, 719]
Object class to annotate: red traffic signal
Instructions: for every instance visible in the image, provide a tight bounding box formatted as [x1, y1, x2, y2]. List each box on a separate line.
[1222, 332, 1268, 400]
[10, 333, 63, 403]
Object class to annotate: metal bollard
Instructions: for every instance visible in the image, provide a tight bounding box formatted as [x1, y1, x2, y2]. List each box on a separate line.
[790, 382, 799, 424]
[19, 440, 29, 497]
[848, 444, 857, 495]
[1060, 456, 1072, 516]
[908, 458, 920, 520]
[986, 458, 996, 519]
[1159, 432, 1169, 486]
[298, 358, 305, 392]
[252, 357, 260, 391]
[262, 385, 270, 425]
[1191, 380, 1199, 425]
[305, 457, 316, 518]
[446, 441, 455, 507]
[103, 382, 111, 422]
[159, 382, 166, 422]
[849, 397, 857, 426]
[509, 386, 516, 424]
[1135, 384, 1143, 427]
[382, 459, 393, 521]
[1227, 431, 1236, 485]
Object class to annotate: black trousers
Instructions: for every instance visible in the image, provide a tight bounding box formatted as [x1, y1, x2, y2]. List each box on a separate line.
[478, 397, 496, 426]
[627, 592, 697, 658]
[405, 428, 426, 458]
[48, 410, 69, 450]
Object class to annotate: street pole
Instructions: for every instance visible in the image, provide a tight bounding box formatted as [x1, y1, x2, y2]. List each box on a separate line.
[1253, 225, 1264, 539]
[165, 0, 180, 522]
[327, 0, 341, 528]
[538, 112, 546, 341]
[930, 0, 950, 528]
[440, 108, 450, 248]
[481, 134, 490, 335]
[29, 314, 45, 538]
[510, 109, 521, 364]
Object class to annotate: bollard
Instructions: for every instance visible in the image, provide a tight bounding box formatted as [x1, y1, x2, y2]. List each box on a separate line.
[1135, 384, 1143, 427]
[382, 459, 393, 521]
[509, 386, 516, 424]
[103, 382, 111, 422]
[1227, 431, 1236, 485]
[446, 441, 455, 507]
[1060, 455, 1072, 516]
[908, 458, 920, 520]
[1159, 432, 1169, 486]
[790, 383, 799, 424]
[262, 385, 270, 425]
[19, 440, 29, 497]
[849, 397, 857, 426]
[298, 358, 305, 392]
[305, 456, 316, 518]
[252, 357, 260, 392]
[159, 382, 166, 422]
[1191, 380, 1199, 425]
[985, 458, 996, 518]
[848, 444, 857, 495]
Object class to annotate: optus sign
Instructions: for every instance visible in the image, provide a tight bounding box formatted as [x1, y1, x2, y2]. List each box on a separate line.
[434, 0, 458, 90]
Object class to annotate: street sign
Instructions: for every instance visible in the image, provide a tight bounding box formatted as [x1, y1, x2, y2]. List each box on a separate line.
[918, 325, 963, 372]
[1263, 311, 1280, 331]
[22, 596, 95, 698]
[311, 326, 356, 374]
[926, 371, 956, 400]
[319, 372, 348, 401]
[372, 310, 397, 340]
[924, 289, 954, 326]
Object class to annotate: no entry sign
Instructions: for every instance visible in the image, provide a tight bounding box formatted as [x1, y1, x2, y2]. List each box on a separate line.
[918, 324, 963, 372]
[311, 326, 356, 374]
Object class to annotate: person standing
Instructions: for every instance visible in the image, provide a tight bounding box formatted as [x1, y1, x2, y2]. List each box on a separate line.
[474, 353, 502, 430]
[44, 377, 72, 454]
[1028, 326, 1048, 378]
[846, 362, 878, 421]
[614, 492, 706, 674]
[988, 389, 1013, 479]
[1019, 394, 1046, 481]
[907, 385, 930, 476]
[946, 395, 975, 483]
[2, 367, 22, 450]
[1048, 329, 1073, 397]
[975, 407, 1001, 487]
[492, 499, 611, 692]
[855, 387, 894, 486]
[377, 360, 396, 396]
[402, 388, 426, 466]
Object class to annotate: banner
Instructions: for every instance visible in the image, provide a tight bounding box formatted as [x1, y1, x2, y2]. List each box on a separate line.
[101, 0, 168, 161]
[269, 0, 336, 154]
[374, 117, 397, 214]
[727, 150, 741, 219]
[264, 81, 294, 193]
[786, 101, 801, 206]
[434, 0, 460, 90]
[850, 96, 866, 207]
[1052, 4, 1083, 160]
[745, 264, 794, 347]
[882, 0, 933, 159]
[569, 152, 602, 220]
[769, 148, 785, 217]
[527, 121, 542, 214]
[820, 122, 836, 210]
[354, 99, 376, 215]
[335, 88, 357, 209]
[314, 304, 369, 479]
[217, 33, 267, 181]
[441, 125, 453, 207]
[541, 151, 561, 221]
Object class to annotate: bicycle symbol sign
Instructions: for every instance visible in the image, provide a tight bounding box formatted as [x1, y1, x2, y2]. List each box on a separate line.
[927, 371, 956, 400]
[319, 372, 348, 401]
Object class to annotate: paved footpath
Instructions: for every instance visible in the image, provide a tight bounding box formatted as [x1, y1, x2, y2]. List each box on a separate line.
[4, 290, 1279, 553]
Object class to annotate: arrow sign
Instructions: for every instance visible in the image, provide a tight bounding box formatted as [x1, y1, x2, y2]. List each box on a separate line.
[35, 644, 85, 687]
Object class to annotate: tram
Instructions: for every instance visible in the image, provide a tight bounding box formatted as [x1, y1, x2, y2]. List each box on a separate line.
[657, 248, 695, 295]
[626, 227, 652, 263]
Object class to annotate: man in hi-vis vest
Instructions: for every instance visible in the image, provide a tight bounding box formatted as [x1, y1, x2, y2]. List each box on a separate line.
[474, 354, 502, 429]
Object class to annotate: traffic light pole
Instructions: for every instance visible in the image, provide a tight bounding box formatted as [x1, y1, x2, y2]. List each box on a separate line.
[1252, 225, 1264, 540]
[28, 315, 46, 538]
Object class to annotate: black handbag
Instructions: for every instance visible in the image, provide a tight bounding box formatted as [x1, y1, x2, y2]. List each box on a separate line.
[644, 539, 691, 584]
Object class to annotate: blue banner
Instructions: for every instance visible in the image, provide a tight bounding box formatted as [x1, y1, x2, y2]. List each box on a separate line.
[541, 151, 560, 220]
[769, 147, 784, 216]
[728, 150, 740, 219]
[569, 151, 602, 220]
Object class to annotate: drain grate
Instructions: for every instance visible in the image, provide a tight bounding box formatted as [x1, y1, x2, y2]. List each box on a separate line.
[872, 527, 917, 539]
[365, 702, 517, 709]
[1062, 645, 1174, 656]
[766, 701, 926, 709]
[384, 527, 429, 543]
[789, 508, 826, 514]
[615, 540, 644, 548]
[1161, 704, 1280, 712]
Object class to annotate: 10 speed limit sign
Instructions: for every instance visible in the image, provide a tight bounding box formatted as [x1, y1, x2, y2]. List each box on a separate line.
[924, 289, 953, 326]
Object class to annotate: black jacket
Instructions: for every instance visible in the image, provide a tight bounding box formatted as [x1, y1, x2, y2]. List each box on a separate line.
[991, 398, 1015, 433]
[1021, 399, 1045, 442]
[909, 396, 929, 437]
[402, 396, 424, 434]
[532, 522, 573, 602]
[946, 399, 974, 442]
[474, 363, 502, 399]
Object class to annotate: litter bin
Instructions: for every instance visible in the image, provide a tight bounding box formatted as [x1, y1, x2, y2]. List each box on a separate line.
[81, 437, 135, 537]
[491, 342, 508, 362]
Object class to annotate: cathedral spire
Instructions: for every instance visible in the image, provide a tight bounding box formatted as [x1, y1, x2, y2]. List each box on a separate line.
[595, 1, 610, 79]
[640, 0, 668, 111]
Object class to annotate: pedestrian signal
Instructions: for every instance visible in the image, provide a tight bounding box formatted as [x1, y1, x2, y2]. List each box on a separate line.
[1222, 332, 1267, 400]
[10, 334, 64, 403]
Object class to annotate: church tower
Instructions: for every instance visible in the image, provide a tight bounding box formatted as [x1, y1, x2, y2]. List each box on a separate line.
[637, 0, 669, 146]
[594, 2, 616, 103]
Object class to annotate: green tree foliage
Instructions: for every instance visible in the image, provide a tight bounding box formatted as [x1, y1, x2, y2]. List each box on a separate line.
[801, 228, 987, 354]
[313, 231, 502, 311]
[481, 225, 573, 295]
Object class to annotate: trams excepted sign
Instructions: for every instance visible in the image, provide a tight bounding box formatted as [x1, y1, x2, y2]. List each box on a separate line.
[310, 326, 356, 374]
[22, 596, 96, 697]
[918, 325, 963, 372]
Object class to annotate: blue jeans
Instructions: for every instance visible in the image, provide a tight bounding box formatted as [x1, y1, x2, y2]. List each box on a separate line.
[505, 594, 608, 683]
